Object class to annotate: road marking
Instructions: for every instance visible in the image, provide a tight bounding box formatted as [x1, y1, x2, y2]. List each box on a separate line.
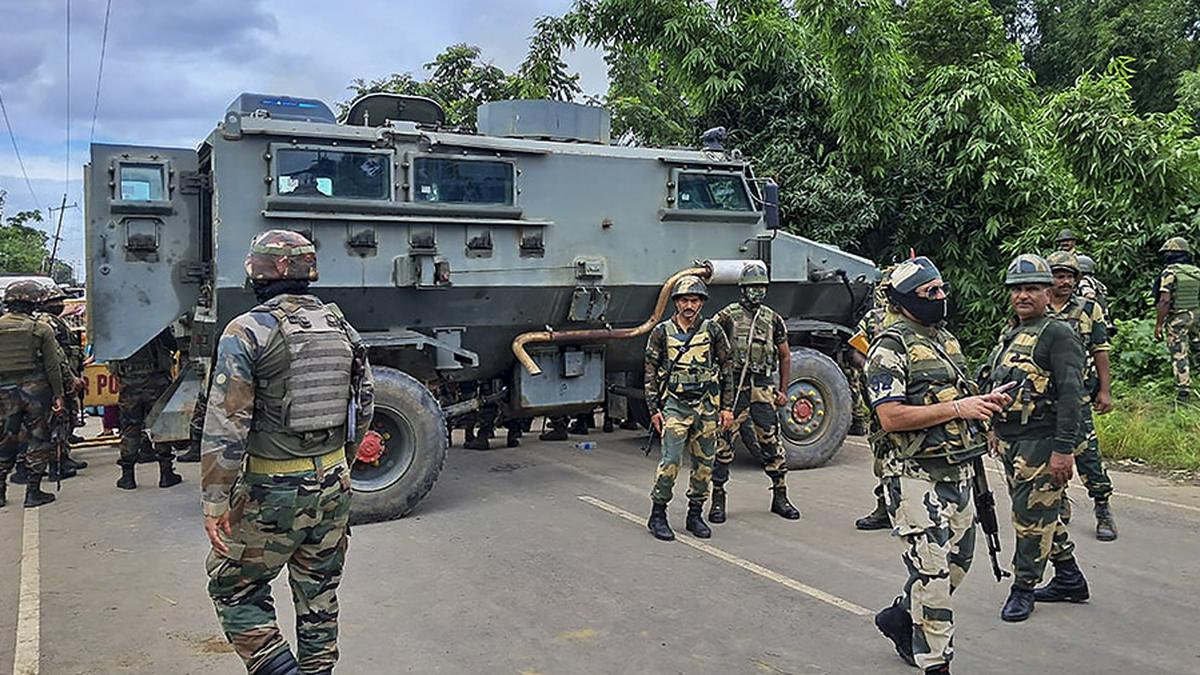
[13, 507, 40, 675]
[577, 495, 872, 617]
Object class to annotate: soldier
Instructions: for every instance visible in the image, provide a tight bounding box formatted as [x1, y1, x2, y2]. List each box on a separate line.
[202, 230, 374, 674]
[1056, 228, 1077, 252]
[644, 275, 734, 541]
[985, 254, 1090, 623]
[867, 257, 1008, 675]
[851, 265, 899, 531]
[110, 327, 183, 490]
[0, 280, 67, 508]
[709, 261, 799, 523]
[1154, 236, 1200, 404]
[1075, 255, 1115, 336]
[37, 284, 87, 474]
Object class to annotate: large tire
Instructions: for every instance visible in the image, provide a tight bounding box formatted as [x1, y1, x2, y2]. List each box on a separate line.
[349, 366, 446, 524]
[774, 348, 852, 469]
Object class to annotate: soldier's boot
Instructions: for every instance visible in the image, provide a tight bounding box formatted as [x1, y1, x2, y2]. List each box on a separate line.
[602, 415, 615, 433]
[1177, 389, 1191, 406]
[1094, 499, 1117, 541]
[619, 418, 640, 431]
[9, 463, 28, 485]
[708, 487, 727, 524]
[848, 416, 868, 436]
[23, 477, 56, 509]
[770, 487, 800, 520]
[505, 427, 521, 448]
[1060, 492, 1072, 525]
[116, 465, 137, 490]
[158, 459, 183, 488]
[1000, 585, 1036, 622]
[873, 597, 916, 667]
[61, 448, 87, 470]
[647, 502, 675, 541]
[177, 445, 201, 463]
[0, 479, 7, 508]
[1033, 557, 1090, 604]
[538, 419, 569, 442]
[568, 416, 590, 436]
[855, 493, 891, 531]
[685, 501, 711, 539]
[463, 435, 492, 451]
[251, 649, 300, 675]
[46, 462, 77, 482]
[924, 665, 950, 675]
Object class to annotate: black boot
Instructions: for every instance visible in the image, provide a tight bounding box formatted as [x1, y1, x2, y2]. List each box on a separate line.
[856, 493, 891, 531]
[708, 487, 727, 524]
[463, 435, 492, 450]
[539, 418, 569, 442]
[9, 463, 28, 485]
[619, 419, 640, 431]
[46, 462, 77, 482]
[770, 487, 801, 520]
[0, 479, 7, 508]
[252, 648, 300, 675]
[1094, 499, 1117, 541]
[159, 459, 183, 488]
[1001, 585, 1036, 622]
[874, 597, 916, 667]
[116, 465, 137, 490]
[647, 502, 675, 541]
[505, 427, 521, 448]
[1034, 558, 1090, 603]
[177, 445, 201, 463]
[685, 501, 711, 538]
[568, 416, 590, 436]
[602, 416, 615, 433]
[62, 451, 87, 470]
[24, 476, 56, 508]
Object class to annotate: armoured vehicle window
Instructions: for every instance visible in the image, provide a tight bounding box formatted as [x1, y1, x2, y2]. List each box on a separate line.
[119, 164, 166, 201]
[677, 173, 752, 211]
[275, 148, 390, 200]
[413, 158, 514, 205]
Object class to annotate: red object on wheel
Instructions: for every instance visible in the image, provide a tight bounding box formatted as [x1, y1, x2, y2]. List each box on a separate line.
[356, 430, 386, 464]
[792, 399, 814, 423]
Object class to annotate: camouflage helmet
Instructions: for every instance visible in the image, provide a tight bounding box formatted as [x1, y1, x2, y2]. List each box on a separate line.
[671, 275, 709, 300]
[1056, 228, 1076, 243]
[1160, 236, 1191, 254]
[1005, 254, 1054, 286]
[39, 282, 68, 303]
[1076, 254, 1095, 275]
[1046, 250, 1080, 275]
[3, 280, 51, 305]
[738, 261, 769, 286]
[243, 229, 318, 282]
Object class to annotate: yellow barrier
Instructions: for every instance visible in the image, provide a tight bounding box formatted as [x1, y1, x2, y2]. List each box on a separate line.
[81, 364, 120, 407]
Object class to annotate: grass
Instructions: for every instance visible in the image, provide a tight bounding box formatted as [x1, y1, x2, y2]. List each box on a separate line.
[1095, 393, 1200, 473]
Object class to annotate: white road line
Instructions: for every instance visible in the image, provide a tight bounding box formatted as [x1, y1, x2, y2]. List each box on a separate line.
[13, 507, 40, 675]
[577, 495, 873, 617]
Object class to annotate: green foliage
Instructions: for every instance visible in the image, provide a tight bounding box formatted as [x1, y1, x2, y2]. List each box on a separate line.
[1108, 318, 1176, 396]
[1096, 395, 1200, 472]
[0, 190, 50, 274]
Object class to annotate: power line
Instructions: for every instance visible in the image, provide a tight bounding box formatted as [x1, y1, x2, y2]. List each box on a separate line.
[89, 0, 113, 145]
[0, 89, 45, 213]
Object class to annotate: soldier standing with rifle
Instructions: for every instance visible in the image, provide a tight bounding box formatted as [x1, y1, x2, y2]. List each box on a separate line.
[643, 275, 734, 542]
[984, 254, 1091, 623]
[38, 284, 87, 476]
[866, 257, 1010, 675]
[709, 262, 799, 523]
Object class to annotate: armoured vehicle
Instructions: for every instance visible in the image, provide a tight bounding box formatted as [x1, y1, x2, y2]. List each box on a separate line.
[84, 93, 876, 523]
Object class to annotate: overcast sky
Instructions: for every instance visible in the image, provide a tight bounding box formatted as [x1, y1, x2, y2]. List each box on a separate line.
[0, 0, 607, 277]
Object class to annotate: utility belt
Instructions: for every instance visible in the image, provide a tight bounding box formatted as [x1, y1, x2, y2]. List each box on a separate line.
[245, 447, 347, 475]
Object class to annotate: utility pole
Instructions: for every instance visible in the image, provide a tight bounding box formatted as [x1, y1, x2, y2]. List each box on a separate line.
[42, 193, 79, 278]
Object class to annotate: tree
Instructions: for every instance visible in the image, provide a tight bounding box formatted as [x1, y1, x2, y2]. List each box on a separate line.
[0, 190, 51, 275]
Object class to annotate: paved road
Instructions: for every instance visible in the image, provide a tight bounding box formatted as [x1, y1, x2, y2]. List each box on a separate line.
[3, 426, 1199, 675]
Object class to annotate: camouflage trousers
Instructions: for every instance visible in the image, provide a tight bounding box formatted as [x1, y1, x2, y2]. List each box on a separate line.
[207, 463, 351, 673]
[650, 396, 718, 506]
[1166, 310, 1200, 393]
[848, 365, 870, 430]
[882, 474, 975, 671]
[0, 376, 56, 476]
[118, 373, 173, 467]
[1072, 410, 1113, 501]
[999, 437, 1076, 590]
[713, 382, 787, 490]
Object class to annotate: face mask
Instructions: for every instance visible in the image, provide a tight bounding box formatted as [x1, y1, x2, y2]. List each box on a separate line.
[741, 287, 767, 306]
[891, 290, 948, 326]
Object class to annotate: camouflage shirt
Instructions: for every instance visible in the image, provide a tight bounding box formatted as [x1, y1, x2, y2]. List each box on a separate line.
[200, 294, 375, 517]
[1047, 294, 1109, 396]
[865, 316, 978, 482]
[643, 315, 734, 416]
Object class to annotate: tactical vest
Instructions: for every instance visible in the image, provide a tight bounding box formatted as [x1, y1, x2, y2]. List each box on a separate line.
[39, 313, 81, 373]
[0, 313, 43, 376]
[249, 295, 354, 435]
[1169, 263, 1200, 311]
[727, 304, 777, 376]
[871, 321, 982, 464]
[985, 319, 1056, 426]
[1048, 298, 1099, 395]
[664, 319, 719, 399]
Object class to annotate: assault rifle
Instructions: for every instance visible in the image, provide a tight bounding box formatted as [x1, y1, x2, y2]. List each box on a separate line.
[50, 409, 69, 491]
[972, 455, 1011, 582]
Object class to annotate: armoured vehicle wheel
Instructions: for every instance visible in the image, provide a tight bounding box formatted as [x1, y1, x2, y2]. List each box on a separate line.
[349, 366, 446, 524]
[774, 348, 852, 469]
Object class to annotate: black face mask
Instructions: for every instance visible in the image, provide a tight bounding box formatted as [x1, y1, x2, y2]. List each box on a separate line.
[890, 289, 948, 326]
[1163, 251, 1192, 266]
[252, 279, 310, 303]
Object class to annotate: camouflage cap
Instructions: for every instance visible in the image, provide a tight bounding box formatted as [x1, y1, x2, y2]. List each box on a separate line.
[39, 282, 68, 302]
[1005, 254, 1053, 286]
[244, 229, 318, 282]
[1046, 250, 1080, 275]
[3, 279, 51, 304]
[889, 256, 941, 295]
[1056, 228, 1076, 242]
[738, 261, 769, 286]
[1160, 236, 1191, 254]
[671, 275, 708, 299]
[1076, 254, 1095, 275]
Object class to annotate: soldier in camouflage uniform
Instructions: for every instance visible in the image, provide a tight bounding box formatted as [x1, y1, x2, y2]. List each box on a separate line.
[111, 327, 183, 490]
[851, 266, 899, 531]
[0, 280, 67, 508]
[1045, 251, 1117, 541]
[203, 230, 374, 675]
[1075, 255, 1116, 337]
[1154, 236, 1200, 403]
[866, 257, 1009, 675]
[709, 262, 799, 523]
[985, 254, 1089, 623]
[644, 275, 734, 542]
[38, 284, 87, 475]
[1056, 228, 1077, 252]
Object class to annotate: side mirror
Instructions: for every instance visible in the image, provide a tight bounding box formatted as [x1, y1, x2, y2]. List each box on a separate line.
[763, 182, 781, 230]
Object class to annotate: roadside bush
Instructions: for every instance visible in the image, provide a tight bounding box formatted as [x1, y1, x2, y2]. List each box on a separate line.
[1096, 395, 1200, 472]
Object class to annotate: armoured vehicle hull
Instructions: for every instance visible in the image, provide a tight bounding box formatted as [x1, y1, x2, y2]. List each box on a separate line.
[85, 94, 876, 523]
